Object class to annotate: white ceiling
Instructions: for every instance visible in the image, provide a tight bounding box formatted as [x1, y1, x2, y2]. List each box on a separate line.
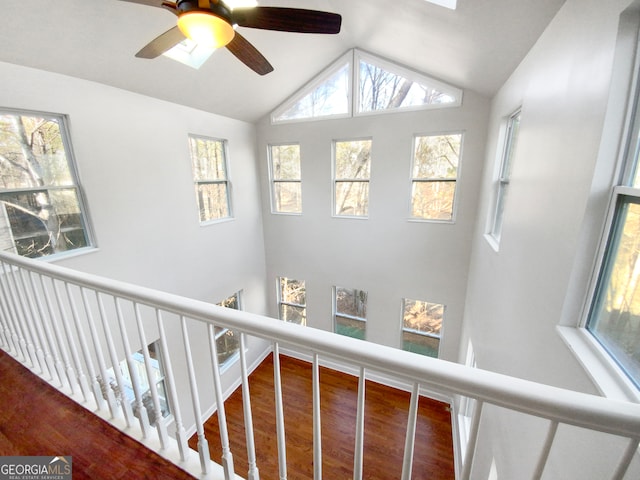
[0, 0, 565, 123]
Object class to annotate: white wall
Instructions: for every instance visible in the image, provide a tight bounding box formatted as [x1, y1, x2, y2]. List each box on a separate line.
[462, 0, 640, 477]
[256, 92, 490, 362]
[0, 60, 270, 431]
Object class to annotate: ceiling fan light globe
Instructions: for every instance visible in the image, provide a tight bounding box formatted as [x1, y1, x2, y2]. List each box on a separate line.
[177, 11, 235, 48]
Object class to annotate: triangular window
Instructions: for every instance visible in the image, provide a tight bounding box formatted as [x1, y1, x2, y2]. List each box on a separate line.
[271, 49, 461, 124]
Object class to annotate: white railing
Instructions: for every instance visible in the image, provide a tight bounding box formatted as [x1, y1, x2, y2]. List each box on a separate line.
[0, 250, 639, 480]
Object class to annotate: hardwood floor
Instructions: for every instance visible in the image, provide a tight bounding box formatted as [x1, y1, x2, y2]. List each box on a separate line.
[189, 353, 455, 480]
[0, 349, 194, 480]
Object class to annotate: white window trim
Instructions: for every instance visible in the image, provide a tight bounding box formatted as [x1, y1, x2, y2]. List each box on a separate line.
[276, 277, 306, 324]
[267, 143, 303, 216]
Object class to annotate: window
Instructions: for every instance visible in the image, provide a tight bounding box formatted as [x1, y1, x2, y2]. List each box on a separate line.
[489, 109, 521, 241]
[334, 286, 367, 340]
[401, 299, 444, 358]
[334, 139, 372, 217]
[269, 144, 302, 214]
[0, 109, 92, 258]
[277, 277, 306, 325]
[271, 49, 462, 124]
[215, 292, 241, 366]
[188, 135, 232, 223]
[410, 133, 462, 221]
[356, 51, 460, 115]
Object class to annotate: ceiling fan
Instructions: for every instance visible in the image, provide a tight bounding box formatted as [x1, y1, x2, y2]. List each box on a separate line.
[118, 0, 342, 75]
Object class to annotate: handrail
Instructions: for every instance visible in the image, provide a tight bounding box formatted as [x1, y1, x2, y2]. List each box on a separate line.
[1, 250, 639, 480]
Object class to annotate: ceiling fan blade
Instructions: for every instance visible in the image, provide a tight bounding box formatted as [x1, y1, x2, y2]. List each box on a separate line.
[226, 32, 274, 75]
[232, 7, 341, 34]
[135, 25, 186, 58]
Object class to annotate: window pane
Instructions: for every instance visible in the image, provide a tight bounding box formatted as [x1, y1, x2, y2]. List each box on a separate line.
[411, 181, 456, 220]
[274, 182, 302, 213]
[336, 315, 366, 340]
[335, 181, 369, 216]
[279, 304, 306, 325]
[335, 287, 368, 319]
[196, 183, 229, 221]
[274, 62, 350, 122]
[279, 277, 306, 305]
[335, 140, 371, 179]
[215, 293, 241, 365]
[413, 135, 460, 179]
[588, 198, 640, 387]
[403, 299, 443, 335]
[189, 137, 227, 181]
[403, 330, 440, 358]
[271, 144, 301, 180]
[0, 111, 91, 258]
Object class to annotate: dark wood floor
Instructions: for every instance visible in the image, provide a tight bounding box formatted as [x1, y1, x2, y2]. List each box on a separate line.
[0, 349, 194, 480]
[189, 353, 455, 480]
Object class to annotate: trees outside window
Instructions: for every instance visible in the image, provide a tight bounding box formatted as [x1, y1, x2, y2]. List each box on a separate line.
[278, 277, 306, 325]
[0, 109, 92, 258]
[188, 135, 232, 223]
[410, 133, 462, 221]
[334, 139, 372, 217]
[334, 286, 367, 340]
[402, 299, 444, 358]
[215, 292, 242, 366]
[269, 144, 302, 214]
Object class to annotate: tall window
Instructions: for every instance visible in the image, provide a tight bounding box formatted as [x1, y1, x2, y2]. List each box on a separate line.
[215, 292, 241, 366]
[334, 286, 367, 340]
[490, 109, 521, 241]
[188, 135, 232, 223]
[410, 133, 462, 221]
[269, 144, 302, 214]
[0, 109, 92, 258]
[334, 139, 372, 217]
[401, 299, 444, 358]
[277, 277, 306, 325]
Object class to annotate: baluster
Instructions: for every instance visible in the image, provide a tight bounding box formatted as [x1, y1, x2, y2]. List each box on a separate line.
[312, 353, 322, 480]
[97, 294, 134, 426]
[532, 420, 558, 480]
[207, 323, 234, 479]
[39, 275, 76, 391]
[239, 332, 260, 480]
[611, 437, 639, 480]
[401, 382, 420, 480]
[18, 269, 53, 378]
[80, 288, 117, 416]
[273, 343, 287, 480]
[133, 302, 169, 449]
[114, 298, 151, 437]
[180, 315, 212, 475]
[461, 399, 484, 480]
[64, 282, 101, 406]
[1, 261, 35, 366]
[157, 310, 188, 461]
[353, 366, 366, 480]
[26, 271, 63, 385]
[0, 262, 18, 354]
[52, 279, 91, 399]
[9, 265, 42, 371]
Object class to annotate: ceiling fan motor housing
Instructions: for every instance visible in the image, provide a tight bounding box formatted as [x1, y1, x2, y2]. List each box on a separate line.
[176, 0, 233, 24]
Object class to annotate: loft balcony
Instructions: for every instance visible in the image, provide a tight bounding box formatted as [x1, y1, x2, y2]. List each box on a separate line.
[0, 250, 639, 479]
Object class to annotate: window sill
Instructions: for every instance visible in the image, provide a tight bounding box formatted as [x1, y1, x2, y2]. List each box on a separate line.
[557, 326, 640, 403]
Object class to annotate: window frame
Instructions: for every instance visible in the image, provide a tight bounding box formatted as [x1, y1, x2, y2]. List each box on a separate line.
[214, 291, 243, 369]
[0, 107, 95, 259]
[187, 134, 233, 225]
[408, 132, 463, 223]
[333, 285, 368, 340]
[268, 143, 303, 215]
[488, 108, 521, 245]
[332, 137, 373, 219]
[277, 277, 307, 325]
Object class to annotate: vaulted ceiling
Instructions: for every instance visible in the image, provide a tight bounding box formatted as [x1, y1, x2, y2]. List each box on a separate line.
[0, 0, 565, 122]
